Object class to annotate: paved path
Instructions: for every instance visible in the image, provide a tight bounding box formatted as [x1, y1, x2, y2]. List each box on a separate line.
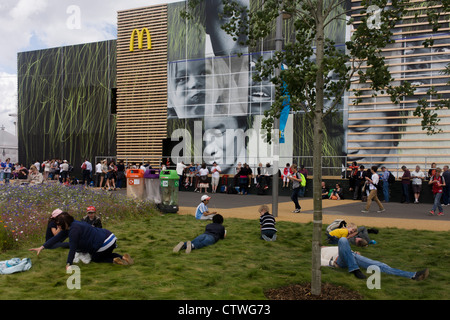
[177, 191, 450, 232]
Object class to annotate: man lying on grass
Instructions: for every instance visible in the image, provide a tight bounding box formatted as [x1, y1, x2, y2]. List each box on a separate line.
[30, 212, 133, 269]
[321, 237, 429, 281]
[173, 214, 226, 253]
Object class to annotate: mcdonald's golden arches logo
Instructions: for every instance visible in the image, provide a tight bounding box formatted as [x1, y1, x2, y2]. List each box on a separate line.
[130, 28, 152, 52]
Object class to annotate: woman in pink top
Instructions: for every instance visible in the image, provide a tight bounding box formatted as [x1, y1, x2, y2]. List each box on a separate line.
[429, 167, 445, 216]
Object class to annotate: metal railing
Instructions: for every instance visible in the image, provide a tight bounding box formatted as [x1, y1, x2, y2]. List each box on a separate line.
[104, 155, 450, 178]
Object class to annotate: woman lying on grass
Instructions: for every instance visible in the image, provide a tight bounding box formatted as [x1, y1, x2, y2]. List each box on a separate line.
[30, 212, 133, 269]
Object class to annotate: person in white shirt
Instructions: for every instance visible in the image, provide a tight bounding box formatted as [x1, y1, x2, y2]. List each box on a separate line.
[60, 160, 70, 183]
[81, 159, 92, 186]
[321, 237, 429, 281]
[210, 162, 221, 193]
[95, 161, 103, 187]
[361, 166, 385, 213]
[411, 165, 425, 204]
[176, 161, 186, 190]
[34, 161, 41, 172]
[198, 163, 209, 193]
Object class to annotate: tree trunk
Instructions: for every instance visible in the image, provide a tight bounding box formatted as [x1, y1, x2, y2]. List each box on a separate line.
[311, 0, 325, 296]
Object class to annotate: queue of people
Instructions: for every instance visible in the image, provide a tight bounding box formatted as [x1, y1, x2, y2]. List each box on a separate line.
[346, 162, 449, 215]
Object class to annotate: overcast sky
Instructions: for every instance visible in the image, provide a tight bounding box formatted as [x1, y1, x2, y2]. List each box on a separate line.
[0, 0, 179, 135]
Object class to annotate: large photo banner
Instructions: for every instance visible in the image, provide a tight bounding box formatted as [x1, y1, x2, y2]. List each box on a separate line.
[166, 0, 346, 174]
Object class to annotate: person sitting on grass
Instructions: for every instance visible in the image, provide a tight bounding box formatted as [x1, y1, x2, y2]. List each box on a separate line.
[195, 195, 217, 220]
[259, 204, 277, 241]
[321, 237, 429, 281]
[326, 222, 358, 245]
[321, 182, 329, 199]
[173, 214, 226, 254]
[29, 212, 133, 269]
[81, 206, 102, 228]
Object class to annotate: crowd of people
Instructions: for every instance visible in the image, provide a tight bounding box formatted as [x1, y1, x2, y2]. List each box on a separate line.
[17, 157, 430, 283]
[3, 156, 449, 217]
[175, 161, 308, 196]
[346, 162, 449, 216]
[0, 157, 149, 191]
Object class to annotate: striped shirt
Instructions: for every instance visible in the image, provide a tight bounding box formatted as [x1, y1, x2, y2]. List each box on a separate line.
[195, 202, 209, 220]
[260, 213, 277, 232]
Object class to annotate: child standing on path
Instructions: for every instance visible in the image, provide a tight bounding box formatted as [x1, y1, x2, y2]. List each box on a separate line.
[259, 205, 277, 241]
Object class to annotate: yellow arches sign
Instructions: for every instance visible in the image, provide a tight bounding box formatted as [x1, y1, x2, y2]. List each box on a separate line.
[130, 28, 152, 52]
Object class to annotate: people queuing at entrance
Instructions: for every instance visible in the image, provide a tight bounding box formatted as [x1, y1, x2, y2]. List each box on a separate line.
[2, 157, 450, 213]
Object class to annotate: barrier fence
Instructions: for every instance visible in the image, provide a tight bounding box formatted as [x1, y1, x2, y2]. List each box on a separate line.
[98, 155, 450, 179]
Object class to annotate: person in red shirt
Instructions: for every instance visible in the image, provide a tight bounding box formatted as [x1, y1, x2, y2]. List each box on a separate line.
[429, 167, 446, 216]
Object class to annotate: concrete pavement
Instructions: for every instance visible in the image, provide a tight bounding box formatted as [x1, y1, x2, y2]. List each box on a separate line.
[177, 191, 450, 232]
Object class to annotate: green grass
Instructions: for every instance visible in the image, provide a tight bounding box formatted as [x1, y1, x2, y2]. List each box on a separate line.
[1, 213, 449, 300]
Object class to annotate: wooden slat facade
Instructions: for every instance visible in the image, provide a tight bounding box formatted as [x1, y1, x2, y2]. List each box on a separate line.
[348, 1, 450, 168]
[116, 5, 168, 166]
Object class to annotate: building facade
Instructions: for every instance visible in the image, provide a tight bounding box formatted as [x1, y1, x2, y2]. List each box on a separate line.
[17, 1, 450, 176]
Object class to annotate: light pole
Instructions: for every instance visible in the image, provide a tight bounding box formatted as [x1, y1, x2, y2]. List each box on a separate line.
[272, 7, 291, 217]
[272, 12, 283, 218]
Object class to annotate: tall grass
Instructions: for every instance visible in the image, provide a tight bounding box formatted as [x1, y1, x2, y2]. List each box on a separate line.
[0, 184, 155, 251]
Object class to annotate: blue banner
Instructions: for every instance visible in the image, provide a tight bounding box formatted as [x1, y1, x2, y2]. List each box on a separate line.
[279, 64, 290, 144]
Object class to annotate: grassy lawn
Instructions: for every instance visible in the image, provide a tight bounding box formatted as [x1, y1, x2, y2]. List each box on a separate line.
[1, 212, 449, 300]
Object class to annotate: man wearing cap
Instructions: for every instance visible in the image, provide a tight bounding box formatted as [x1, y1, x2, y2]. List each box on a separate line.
[82, 206, 102, 228]
[195, 195, 217, 220]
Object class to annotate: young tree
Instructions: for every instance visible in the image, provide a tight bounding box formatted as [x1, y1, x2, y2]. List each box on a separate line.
[184, 0, 415, 295]
[412, 1, 450, 134]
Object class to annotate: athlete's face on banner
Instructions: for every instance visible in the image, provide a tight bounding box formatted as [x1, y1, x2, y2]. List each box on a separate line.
[206, 0, 249, 56]
[169, 60, 207, 118]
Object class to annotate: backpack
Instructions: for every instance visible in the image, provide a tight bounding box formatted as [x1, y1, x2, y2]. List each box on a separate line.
[388, 171, 395, 184]
[326, 219, 347, 235]
[299, 173, 306, 187]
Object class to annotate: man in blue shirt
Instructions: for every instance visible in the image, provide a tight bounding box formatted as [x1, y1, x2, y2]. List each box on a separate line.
[380, 166, 390, 202]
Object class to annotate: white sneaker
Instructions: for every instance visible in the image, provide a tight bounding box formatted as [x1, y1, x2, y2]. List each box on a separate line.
[73, 252, 91, 264]
[185, 241, 192, 254]
[79, 253, 92, 264]
[173, 241, 184, 253]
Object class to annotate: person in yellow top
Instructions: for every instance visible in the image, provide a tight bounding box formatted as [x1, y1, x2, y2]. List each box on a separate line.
[327, 223, 358, 245]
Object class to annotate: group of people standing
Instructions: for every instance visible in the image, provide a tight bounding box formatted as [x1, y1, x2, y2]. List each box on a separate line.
[348, 162, 449, 216]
